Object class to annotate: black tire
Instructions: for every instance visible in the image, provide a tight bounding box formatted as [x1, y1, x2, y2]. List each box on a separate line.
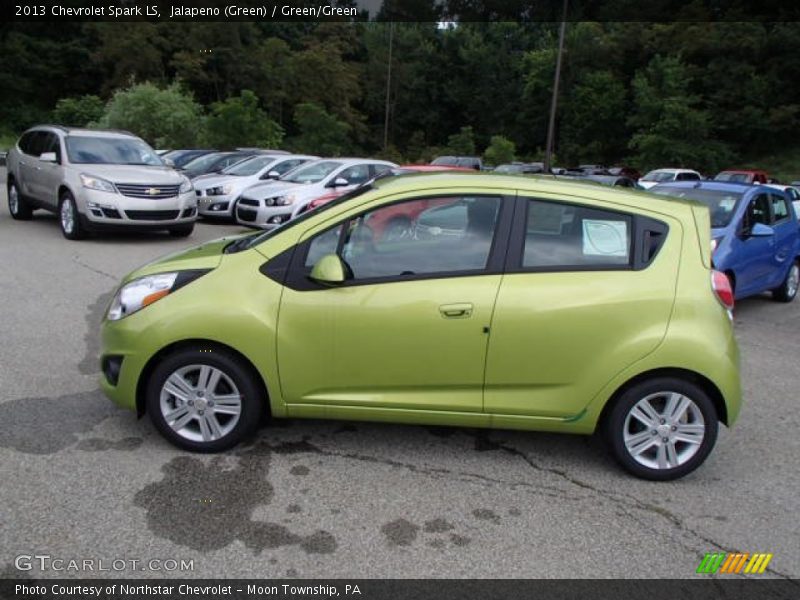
[168, 223, 195, 238]
[146, 345, 266, 452]
[603, 377, 718, 481]
[7, 180, 33, 220]
[58, 192, 87, 240]
[771, 260, 799, 303]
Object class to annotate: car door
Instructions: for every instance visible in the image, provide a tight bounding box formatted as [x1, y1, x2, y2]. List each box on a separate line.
[18, 131, 47, 201]
[768, 192, 797, 288]
[276, 193, 511, 412]
[734, 193, 775, 296]
[36, 132, 63, 208]
[484, 195, 675, 418]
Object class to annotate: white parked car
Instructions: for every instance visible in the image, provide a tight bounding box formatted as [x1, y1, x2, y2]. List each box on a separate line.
[194, 154, 316, 218]
[766, 184, 800, 220]
[638, 168, 702, 190]
[235, 158, 397, 229]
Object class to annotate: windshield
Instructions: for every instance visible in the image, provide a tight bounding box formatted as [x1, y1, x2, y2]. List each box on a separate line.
[652, 186, 743, 228]
[282, 161, 342, 184]
[641, 170, 675, 182]
[222, 155, 274, 176]
[65, 136, 163, 166]
[183, 153, 225, 171]
[715, 172, 750, 183]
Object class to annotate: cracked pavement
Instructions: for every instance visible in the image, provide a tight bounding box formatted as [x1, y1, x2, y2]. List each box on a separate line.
[1, 176, 798, 580]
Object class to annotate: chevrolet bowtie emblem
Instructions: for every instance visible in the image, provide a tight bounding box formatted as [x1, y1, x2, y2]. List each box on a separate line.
[148, 188, 160, 195]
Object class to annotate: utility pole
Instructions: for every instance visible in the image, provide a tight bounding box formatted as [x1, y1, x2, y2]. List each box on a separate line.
[543, 0, 568, 173]
[383, 22, 395, 151]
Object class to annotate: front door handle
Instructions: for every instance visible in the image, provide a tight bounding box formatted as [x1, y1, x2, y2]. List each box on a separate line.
[439, 303, 473, 318]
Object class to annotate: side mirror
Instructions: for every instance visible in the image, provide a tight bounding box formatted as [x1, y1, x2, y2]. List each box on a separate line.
[39, 152, 57, 163]
[309, 254, 346, 285]
[163, 158, 175, 168]
[261, 170, 280, 180]
[749, 222, 774, 237]
[329, 177, 349, 188]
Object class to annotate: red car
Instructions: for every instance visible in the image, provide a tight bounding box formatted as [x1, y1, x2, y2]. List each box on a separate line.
[714, 169, 769, 184]
[297, 165, 473, 239]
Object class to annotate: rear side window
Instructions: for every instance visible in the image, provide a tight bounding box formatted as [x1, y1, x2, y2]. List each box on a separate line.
[676, 172, 700, 181]
[770, 194, 790, 223]
[523, 199, 632, 269]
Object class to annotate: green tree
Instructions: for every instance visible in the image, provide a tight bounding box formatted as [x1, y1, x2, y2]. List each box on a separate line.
[290, 102, 350, 156]
[204, 90, 284, 149]
[627, 55, 731, 172]
[99, 82, 204, 148]
[446, 126, 476, 155]
[483, 135, 516, 166]
[51, 95, 105, 127]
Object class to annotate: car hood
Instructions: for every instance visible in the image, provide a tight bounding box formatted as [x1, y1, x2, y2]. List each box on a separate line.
[240, 180, 303, 198]
[122, 234, 249, 282]
[637, 180, 661, 190]
[79, 165, 185, 185]
[193, 173, 258, 191]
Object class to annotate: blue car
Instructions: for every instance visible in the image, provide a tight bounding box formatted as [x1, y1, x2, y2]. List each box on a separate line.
[652, 181, 799, 302]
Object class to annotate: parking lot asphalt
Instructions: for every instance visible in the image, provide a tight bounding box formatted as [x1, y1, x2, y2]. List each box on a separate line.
[1, 174, 799, 580]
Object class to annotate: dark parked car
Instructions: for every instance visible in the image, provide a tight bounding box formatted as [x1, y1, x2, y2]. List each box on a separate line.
[493, 162, 544, 175]
[431, 156, 482, 170]
[161, 149, 218, 169]
[714, 169, 769, 184]
[653, 181, 799, 302]
[180, 151, 258, 179]
[608, 166, 642, 181]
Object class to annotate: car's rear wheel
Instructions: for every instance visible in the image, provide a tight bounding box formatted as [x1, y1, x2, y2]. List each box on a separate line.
[146, 346, 265, 452]
[772, 261, 799, 303]
[59, 192, 87, 240]
[603, 378, 718, 480]
[8, 180, 33, 220]
[168, 224, 195, 238]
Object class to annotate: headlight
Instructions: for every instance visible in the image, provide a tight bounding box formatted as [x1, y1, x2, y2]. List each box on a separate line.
[209, 184, 233, 196]
[179, 176, 193, 194]
[106, 270, 209, 321]
[80, 173, 117, 193]
[268, 194, 295, 206]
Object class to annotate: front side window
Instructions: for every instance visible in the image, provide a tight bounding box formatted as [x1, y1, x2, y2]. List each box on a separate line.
[522, 199, 632, 269]
[223, 155, 275, 176]
[65, 136, 162, 165]
[304, 196, 501, 281]
[743, 194, 771, 230]
[283, 161, 342, 184]
[338, 164, 370, 186]
[676, 172, 700, 181]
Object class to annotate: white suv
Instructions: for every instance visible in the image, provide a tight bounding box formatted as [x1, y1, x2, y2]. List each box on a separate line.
[6, 125, 197, 239]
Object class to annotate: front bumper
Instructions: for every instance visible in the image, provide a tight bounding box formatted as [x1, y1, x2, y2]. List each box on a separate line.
[80, 189, 197, 227]
[235, 198, 293, 230]
[100, 314, 159, 412]
[197, 192, 237, 217]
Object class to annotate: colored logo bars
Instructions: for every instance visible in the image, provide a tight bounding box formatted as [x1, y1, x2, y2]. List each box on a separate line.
[697, 552, 773, 574]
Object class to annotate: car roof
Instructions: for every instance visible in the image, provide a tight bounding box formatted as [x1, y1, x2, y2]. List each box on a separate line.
[653, 180, 766, 194]
[644, 168, 699, 174]
[369, 172, 696, 215]
[28, 125, 139, 139]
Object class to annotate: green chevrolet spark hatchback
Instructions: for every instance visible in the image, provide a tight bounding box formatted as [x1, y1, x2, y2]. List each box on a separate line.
[100, 174, 741, 480]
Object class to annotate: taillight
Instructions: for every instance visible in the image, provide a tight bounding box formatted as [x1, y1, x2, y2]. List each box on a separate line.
[711, 270, 734, 312]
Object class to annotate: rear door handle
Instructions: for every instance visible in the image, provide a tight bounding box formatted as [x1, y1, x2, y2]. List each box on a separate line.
[439, 303, 473, 318]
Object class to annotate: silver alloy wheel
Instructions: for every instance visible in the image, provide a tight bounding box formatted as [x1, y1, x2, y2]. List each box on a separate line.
[60, 198, 74, 234]
[9, 184, 19, 214]
[623, 391, 705, 470]
[788, 264, 799, 298]
[159, 364, 242, 443]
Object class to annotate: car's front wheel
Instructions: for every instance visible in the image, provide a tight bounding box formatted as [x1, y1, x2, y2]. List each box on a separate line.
[772, 260, 799, 303]
[8, 180, 33, 220]
[604, 378, 718, 480]
[59, 192, 87, 240]
[146, 346, 266, 452]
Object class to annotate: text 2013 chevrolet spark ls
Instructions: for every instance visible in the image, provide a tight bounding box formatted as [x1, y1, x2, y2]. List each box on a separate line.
[100, 174, 742, 480]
